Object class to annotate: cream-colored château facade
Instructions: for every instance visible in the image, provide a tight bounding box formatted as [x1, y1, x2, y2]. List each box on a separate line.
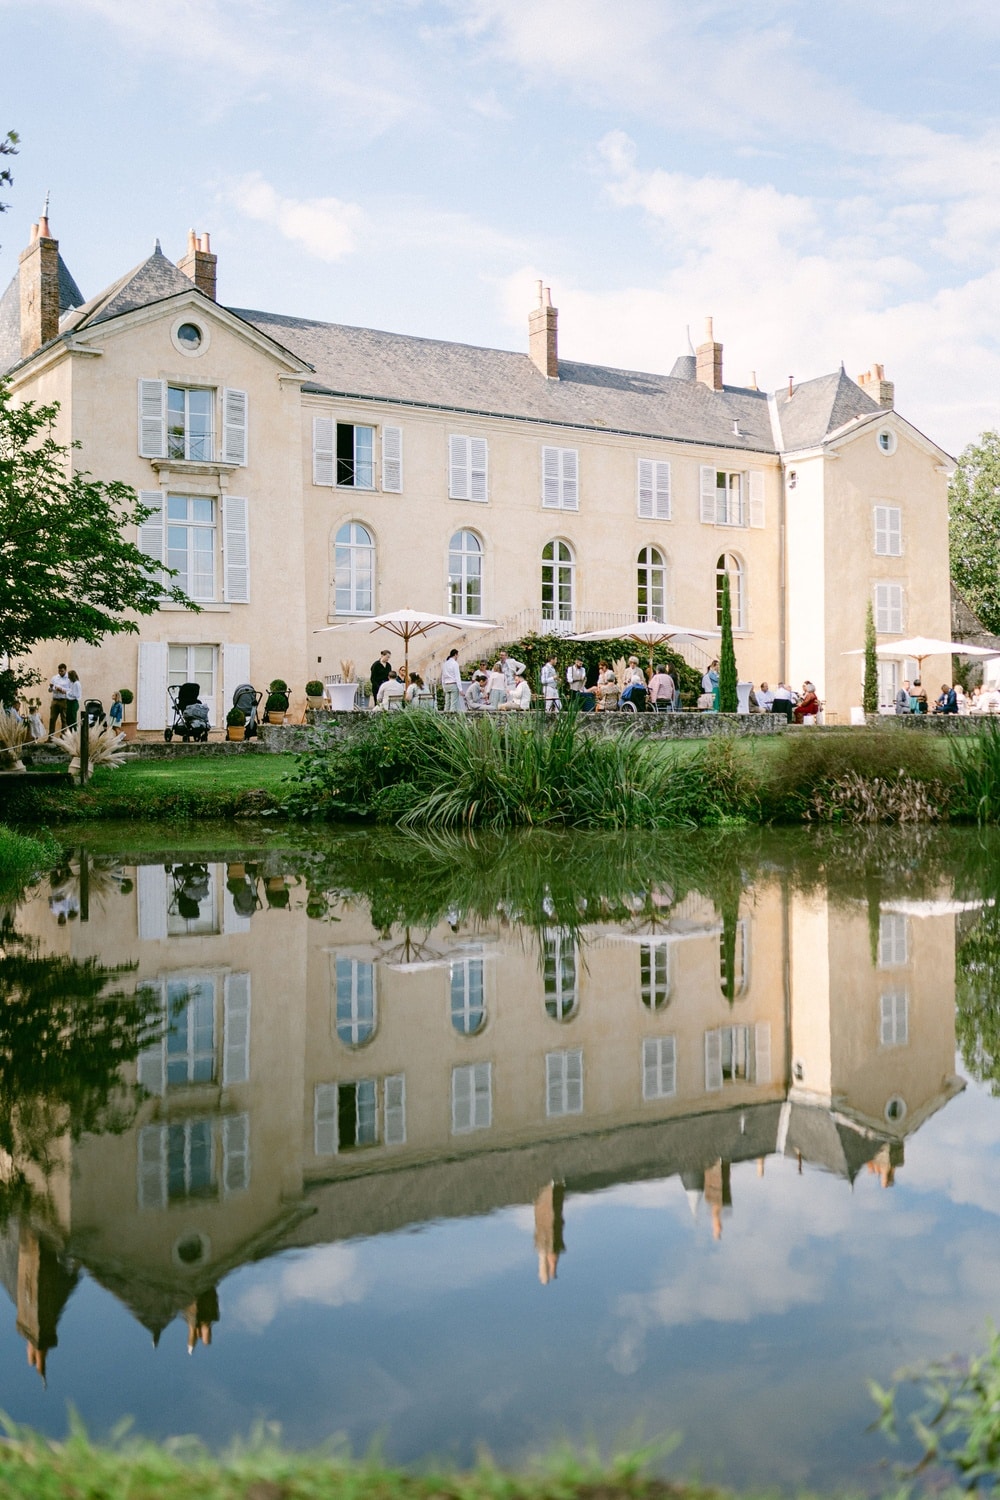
[1, 856, 966, 1373]
[0, 215, 955, 724]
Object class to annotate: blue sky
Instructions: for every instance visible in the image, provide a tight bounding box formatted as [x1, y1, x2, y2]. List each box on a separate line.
[4, 0, 1000, 453]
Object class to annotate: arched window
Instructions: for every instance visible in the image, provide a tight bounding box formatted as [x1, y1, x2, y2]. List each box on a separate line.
[334, 957, 376, 1046]
[543, 928, 578, 1020]
[637, 546, 666, 622]
[448, 530, 483, 617]
[640, 941, 671, 1009]
[450, 957, 486, 1035]
[542, 539, 575, 627]
[334, 522, 375, 616]
[716, 553, 744, 630]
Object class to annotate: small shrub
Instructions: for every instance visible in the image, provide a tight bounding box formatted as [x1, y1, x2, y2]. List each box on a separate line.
[807, 771, 949, 824]
[760, 728, 955, 822]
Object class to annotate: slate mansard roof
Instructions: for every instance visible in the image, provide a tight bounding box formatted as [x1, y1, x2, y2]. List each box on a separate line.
[1, 240, 885, 454]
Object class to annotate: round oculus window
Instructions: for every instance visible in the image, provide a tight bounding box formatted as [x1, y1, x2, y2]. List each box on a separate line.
[176, 322, 203, 349]
[877, 429, 897, 455]
[884, 1095, 907, 1123]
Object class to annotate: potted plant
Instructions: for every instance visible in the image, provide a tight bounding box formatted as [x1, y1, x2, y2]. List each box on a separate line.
[264, 678, 289, 724]
[118, 686, 136, 740]
[305, 678, 326, 709]
[226, 705, 246, 741]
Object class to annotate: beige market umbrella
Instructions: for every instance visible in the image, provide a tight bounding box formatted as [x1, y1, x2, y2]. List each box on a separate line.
[315, 609, 496, 685]
[570, 620, 720, 674]
[844, 636, 999, 675]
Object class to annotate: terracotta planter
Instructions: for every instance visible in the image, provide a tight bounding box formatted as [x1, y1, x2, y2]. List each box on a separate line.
[306, 695, 325, 710]
[227, 725, 246, 741]
[266, 711, 286, 725]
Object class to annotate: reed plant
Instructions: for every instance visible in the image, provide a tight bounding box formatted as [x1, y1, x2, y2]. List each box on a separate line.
[950, 717, 1000, 823]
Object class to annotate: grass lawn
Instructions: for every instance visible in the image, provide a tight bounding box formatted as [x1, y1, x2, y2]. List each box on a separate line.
[107, 753, 299, 792]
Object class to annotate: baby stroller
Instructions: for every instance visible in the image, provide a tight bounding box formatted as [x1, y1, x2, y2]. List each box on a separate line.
[84, 698, 107, 728]
[165, 682, 211, 742]
[167, 862, 211, 922]
[231, 683, 262, 738]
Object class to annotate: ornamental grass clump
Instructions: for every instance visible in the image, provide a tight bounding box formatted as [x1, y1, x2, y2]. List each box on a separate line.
[951, 717, 1000, 824]
[56, 723, 128, 779]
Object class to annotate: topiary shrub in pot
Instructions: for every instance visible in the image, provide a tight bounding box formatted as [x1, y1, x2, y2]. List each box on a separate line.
[265, 678, 290, 724]
[305, 678, 326, 709]
[226, 705, 246, 741]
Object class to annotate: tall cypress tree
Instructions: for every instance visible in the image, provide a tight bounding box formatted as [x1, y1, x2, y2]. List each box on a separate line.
[719, 571, 738, 712]
[863, 598, 879, 714]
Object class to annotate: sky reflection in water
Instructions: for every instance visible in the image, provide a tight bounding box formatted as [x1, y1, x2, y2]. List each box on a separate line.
[1, 826, 998, 1493]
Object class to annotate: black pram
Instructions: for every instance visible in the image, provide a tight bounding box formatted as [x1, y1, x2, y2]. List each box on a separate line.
[84, 698, 106, 728]
[165, 681, 211, 742]
[231, 682, 262, 738]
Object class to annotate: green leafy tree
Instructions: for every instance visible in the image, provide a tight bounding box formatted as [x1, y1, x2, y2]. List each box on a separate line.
[950, 430, 1000, 633]
[0, 381, 194, 692]
[863, 598, 879, 713]
[718, 571, 738, 712]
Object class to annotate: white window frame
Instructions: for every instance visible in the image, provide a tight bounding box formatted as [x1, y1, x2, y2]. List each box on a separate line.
[452, 1062, 492, 1133]
[313, 1078, 379, 1154]
[449, 435, 488, 502]
[334, 521, 375, 616]
[541, 539, 575, 628]
[543, 928, 578, 1020]
[545, 1049, 583, 1117]
[716, 553, 746, 632]
[875, 582, 904, 634]
[700, 466, 765, 528]
[541, 446, 579, 511]
[874, 504, 902, 557]
[336, 422, 376, 490]
[334, 956, 377, 1047]
[165, 493, 217, 602]
[167, 384, 215, 462]
[642, 1035, 677, 1100]
[448, 530, 484, 618]
[640, 941, 671, 1009]
[637, 545, 666, 623]
[450, 955, 486, 1035]
[637, 458, 671, 520]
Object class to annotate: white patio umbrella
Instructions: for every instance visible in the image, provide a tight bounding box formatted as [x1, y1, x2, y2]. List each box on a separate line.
[315, 608, 496, 684]
[570, 620, 720, 673]
[844, 636, 999, 674]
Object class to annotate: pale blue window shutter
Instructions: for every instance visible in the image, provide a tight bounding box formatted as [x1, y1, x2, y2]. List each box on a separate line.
[449, 435, 470, 499]
[313, 416, 335, 486]
[223, 973, 251, 1085]
[382, 425, 403, 492]
[314, 1083, 339, 1155]
[705, 1029, 723, 1090]
[222, 1114, 251, 1193]
[384, 1075, 406, 1145]
[654, 462, 671, 519]
[138, 491, 166, 593]
[542, 446, 561, 508]
[137, 1126, 167, 1209]
[222, 388, 248, 465]
[748, 470, 765, 528]
[469, 439, 488, 502]
[561, 448, 579, 510]
[700, 466, 717, 524]
[638, 459, 654, 518]
[222, 495, 250, 603]
[138, 379, 166, 458]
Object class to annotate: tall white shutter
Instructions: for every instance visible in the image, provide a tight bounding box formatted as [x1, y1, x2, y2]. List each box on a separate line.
[705, 1029, 723, 1091]
[313, 416, 335, 486]
[384, 1074, 406, 1145]
[136, 863, 168, 940]
[382, 425, 403, 492]
[565, 1048, 583, 1113]
[137, 642, 169, 730]
[748, 469, 765, 528]
[138, 379, 166, 459]
[754, 1023, 772, 1085]
[137, 490, 166, 592]
[638, 459, 671, 519]
[561, 448, 579, 510]
[223, 643, 251, 712]
[449, 435, 470, 499]
[222, 973, 251, 1085]
[222, 388, 248, 465]
[314, 1083, 339, 1155]
[223, 880, 252, 934]
[137, 1125, 167, 1209]
[542, 446, 561, 508]
[469, 438, 488, 502]
[700, 466, 717, 524]
[222, 496, 250, 603]
[222, 1113, 251, 1193]
[875, 584, 904, 634]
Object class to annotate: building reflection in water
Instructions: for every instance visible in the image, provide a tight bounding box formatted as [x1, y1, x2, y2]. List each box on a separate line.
[1, 853, 966, 1378]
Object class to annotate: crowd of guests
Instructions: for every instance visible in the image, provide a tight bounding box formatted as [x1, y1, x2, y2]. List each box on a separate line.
[895, 677, 1000, 715]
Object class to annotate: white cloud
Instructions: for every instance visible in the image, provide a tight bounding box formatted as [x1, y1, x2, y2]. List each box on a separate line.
[230, 1243, 366, 1331]
[228, 174, 367, 261]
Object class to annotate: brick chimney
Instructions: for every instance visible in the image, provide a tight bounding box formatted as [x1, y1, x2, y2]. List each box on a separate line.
[19, 207, 61, 358]
[858, 363, 894, 409]
[529, 280, 558, 378]
[178, 229, 217, 301]
[696, 316, 723, 391]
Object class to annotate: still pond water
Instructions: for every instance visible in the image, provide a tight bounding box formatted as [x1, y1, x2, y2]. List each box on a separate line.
[3, 823, 1000, 1491]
